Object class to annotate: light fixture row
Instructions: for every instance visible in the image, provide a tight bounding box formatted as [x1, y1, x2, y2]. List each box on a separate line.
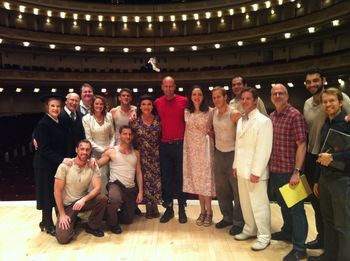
[4, 0, 305, 23]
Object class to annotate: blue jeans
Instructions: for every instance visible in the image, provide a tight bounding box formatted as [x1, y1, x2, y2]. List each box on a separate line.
[160, 141, 187, 208]
[270, 172, 308, 251]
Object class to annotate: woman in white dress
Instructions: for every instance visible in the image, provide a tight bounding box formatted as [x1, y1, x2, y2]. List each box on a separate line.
[183, 85, 215, 226]
[82, 95, 115, 194]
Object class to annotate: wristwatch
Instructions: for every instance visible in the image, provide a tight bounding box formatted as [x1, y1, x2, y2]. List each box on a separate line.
[293, 168, 301, 174]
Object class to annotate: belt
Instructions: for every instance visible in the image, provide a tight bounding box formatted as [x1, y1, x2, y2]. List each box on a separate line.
[162, 139, 183, 145]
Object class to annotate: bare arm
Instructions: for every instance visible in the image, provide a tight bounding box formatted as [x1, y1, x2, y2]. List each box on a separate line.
[290, 140, 306, 186]
[97, 149, 112, 167]
[135, 150, 143, 203]
[54, 178, 71, 230]
[72, 175, 102, 211]
[230, 109, 242, 124]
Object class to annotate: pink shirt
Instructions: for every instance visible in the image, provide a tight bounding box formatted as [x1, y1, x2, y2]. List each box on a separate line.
[155, 95, 188, 142]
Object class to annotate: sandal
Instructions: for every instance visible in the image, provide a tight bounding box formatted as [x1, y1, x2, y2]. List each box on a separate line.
[203, 213, 213, 227]
[196, 213, 206, 226]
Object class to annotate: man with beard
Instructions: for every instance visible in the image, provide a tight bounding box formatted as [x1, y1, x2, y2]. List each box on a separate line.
[54, 140, 107, 244]
[303, 67, 350, 251]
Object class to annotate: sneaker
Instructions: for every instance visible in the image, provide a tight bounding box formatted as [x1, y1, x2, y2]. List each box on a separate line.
[229, 225, 243, 236]
[251, 240, 270, 251]
[283, 249, 307, 261]
[215, 219, 233, 229]
[160, 207, 174, 223]
[234, 233, 255, 241]
[271, 231, 292, 242]
[196, 213, 206, 226]
[85, 224, 104, 237]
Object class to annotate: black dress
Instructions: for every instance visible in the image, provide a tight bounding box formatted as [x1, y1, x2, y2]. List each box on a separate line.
[33, 114, 66, 210]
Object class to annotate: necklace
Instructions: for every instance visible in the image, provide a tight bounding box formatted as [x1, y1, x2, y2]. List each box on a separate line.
[94, 115, 104, 124]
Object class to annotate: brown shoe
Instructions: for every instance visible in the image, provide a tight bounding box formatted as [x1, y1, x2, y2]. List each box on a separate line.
[196, 213, 206, 226]
[146, 204, 153, 219]
[152, 203, 160, 218]
[203, 213, 213, 227]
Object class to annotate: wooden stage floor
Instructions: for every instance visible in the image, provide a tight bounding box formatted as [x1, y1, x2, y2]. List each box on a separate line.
[0, 201, 322, 261]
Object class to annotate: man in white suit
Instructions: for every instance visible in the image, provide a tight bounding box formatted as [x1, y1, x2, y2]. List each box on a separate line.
[232, 87, 273, 251]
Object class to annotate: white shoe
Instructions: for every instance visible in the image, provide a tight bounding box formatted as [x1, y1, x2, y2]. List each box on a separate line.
[234, 233, 254, 241]
[251, 240, 270, 251]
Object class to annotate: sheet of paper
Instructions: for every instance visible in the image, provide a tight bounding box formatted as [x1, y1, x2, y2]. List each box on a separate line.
[279, 175, 312, 208]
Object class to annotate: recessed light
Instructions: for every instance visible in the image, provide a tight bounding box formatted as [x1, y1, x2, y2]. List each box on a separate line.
[49, 44, 56, 49]
[60, 12, 66, 19]
[308, 27, 315, 33]
[135, 16, 140, 23]
[169, 47, 175, 52]
[148, 88, 153, 93]
[284, 32, 291, 38]
[47, 10, 52, 17]
[158, 16, 163, 22]
[19, 5, 26, 13]
[133, 88, 138, 93]
[99, 47, 105, 52]
[85, 14, 91, 21]
[123, 48, 129, 53]
[4, 2, 10, 10]
[332, 19, 340, 26]
[34, 88, 40, 93]
[75, 46, 81, 51]
[98, 15, 103, 22]
[214, 43, 221, 49]
[260, 37, 267, 42]
[51, 88, 57, 93]
[33, 8, 39, 15]
[23, 41, 30, 47]
[147, 16, 152, 22]
[178, 87, 184, 92]
[16, 88, 22, 93]
[191, 45, 197, 51]
[237, 41, 243, 46]
[146, 48, 152, 53]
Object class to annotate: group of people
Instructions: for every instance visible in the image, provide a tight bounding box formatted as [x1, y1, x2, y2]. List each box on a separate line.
[32, 68, 350, 261]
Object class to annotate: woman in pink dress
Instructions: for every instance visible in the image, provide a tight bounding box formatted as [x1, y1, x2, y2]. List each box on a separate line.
[183, 85, 215, 226]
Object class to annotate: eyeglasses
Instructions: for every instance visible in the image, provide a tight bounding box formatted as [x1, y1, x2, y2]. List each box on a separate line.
[271, 92, 286, 97]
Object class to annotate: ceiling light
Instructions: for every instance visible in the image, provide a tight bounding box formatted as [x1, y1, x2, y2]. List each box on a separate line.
[147, 16, 152, 22]
[0, 88, 4, 92]
[123, 48, 129, 53]
[252, 4, 258, 11]
[146, 48, 152, 53]
[271, 9, 275, 14]
[284, 32, 291, 38]
[148, 88, 153, 93]
[224, 86, 229, 90]
[98, 22, 102, 28]
[18, 14, 22, 19]
[255, 84, 261, 89]
[265, 1, 271, 8]
[148, 23, 152, 29]
[34, 88, 40, 93]
[178, 87, 184, 92]
[134, 16, 140, 23]
[191, 45, 197, 51]
[208, 86, 213, 91]
[111, 16, 115, 22]
[47, 10, 52, 17]
[182, 14, 187, 21]
[245, 14, 249, 20]
[332, 19, 340, 26]
[290, 0, 295, 2]
[133, 88, 138, 93]
[51, 88, 57, 93]
[0, 39, 3, 44]
[33, 8, 39, 15]
[23, 41, 30, 47]
[170, 15, 175, 22]
[287, 82, 294, 87]
[117, 88, 121, 93]
[261, 37, 266, 42]
[4, 2, 10, 10]
[19, 5, 26, 13]
[158, 16, 163, 22]
[278, 0, 283, 4]
[237, 41, 243, 46]
[122, 16, 128, 23]
[98, 15, 103, 22]
[169, 47, 175, 52]
[99, 47, 105, 52]
[60, 12, 66, 19]
[73, 21, 77, 26]
[221, 18, 225, 23]
[73, 13, 78, 20]
[205, 12, 211, 19]
[196, 21, 200, 26]
[46, 18, 50, 23]
[229, 9, 234, 15]
[241, 7, 246, 13]
[172, 22, 177, 28]
[49, 44, 56, 49]
[308, 27, 315, 33]
[16, 88, 22, 93]
[217, 10, 222, 17]
[214, 43, 221, 49]
[123, 23, 127, 29]
[75, 46, 81, 51]
[101, 88, 107, 93]
[193, 13, 199, 20]
[297, 3, 301, 8]
[338, 78, 345, 86]
[85, 14, 91, 21]
[68, 88, 74, 93]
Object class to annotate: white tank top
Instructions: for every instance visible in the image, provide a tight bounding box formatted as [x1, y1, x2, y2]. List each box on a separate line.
[109, 145, 137, 188]
[213, 107, 236, 152]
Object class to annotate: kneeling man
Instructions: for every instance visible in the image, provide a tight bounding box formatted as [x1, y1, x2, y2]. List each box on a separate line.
[232, 88, 273, 251]
[98, 125, 143, 234]
[54, 139, 107, 244]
